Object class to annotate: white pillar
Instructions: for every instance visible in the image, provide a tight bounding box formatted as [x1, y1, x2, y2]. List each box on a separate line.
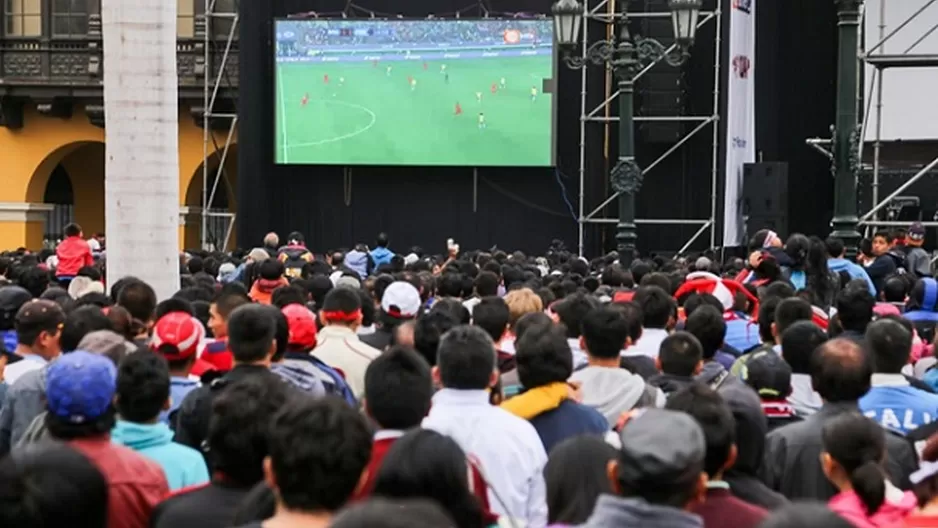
[101, 0, 180, 300]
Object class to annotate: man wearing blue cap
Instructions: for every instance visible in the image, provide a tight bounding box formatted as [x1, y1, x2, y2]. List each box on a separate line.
[45, 350, 168, 528]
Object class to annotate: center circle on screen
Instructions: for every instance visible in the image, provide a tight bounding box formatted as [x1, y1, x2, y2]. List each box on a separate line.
[287, 99, 376, 149]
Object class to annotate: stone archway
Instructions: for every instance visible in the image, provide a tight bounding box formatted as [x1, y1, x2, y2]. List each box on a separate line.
[182, 144, 239, 250]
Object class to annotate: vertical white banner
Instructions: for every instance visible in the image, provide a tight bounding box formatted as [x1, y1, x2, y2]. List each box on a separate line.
[102, 0, 180, 300]
[722, 0, 756, 247]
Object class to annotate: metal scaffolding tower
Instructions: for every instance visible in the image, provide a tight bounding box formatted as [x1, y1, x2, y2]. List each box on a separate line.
[575, 0, 722, 256]
[200, 0, 239, 250]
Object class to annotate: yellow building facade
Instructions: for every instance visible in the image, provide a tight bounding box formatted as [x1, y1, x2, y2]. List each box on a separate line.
[0, 0, 238, 250]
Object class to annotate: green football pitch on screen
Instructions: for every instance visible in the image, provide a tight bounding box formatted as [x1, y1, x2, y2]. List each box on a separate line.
[275, 52, 554, 167]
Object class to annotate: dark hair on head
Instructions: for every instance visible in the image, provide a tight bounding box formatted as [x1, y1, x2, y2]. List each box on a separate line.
[581, 306, 630, 360]
[804, 236, 834, 303]
[471, 296, 509, 343]
[873, 230, 893, 243]
[207, 375, 292, 486]
[436, 325, 496, 390]
[665, 384, 736, 478]
[357, 289, 376, 327]
[156, 297, 194, 319]
[376, 233, 389, 247]
[115, 350, 170, 422]
[413, 310, 458, 367]
[226, 304, 276, 363]
[633, 285, 675, 329]
[106, 305, 144, 342]
[212, 291, 250, 319]
[882, 276, 907, 304]
[683, 293, 724, 318]
[267, 306, 289, 362]
[825, 236, 846, 258]
[438, 273, 464, 299]
[373, 430, 484, 528]
[365, 347, 432, 429]
[553, 293, 598, 339]
[600, 266, 628, 288]
[810, 338, 871, 402]
[758, 296, 782, 343]
[473, 271, 499, 297]
[73, 291, 111, 310]
[785, 233, 810, 270]
[46, 401, 116, 441]
[516, 323, 573, 388]
[865, 318, 912, 373]
[116, 279, 157, 324]
[513, 312, 552, 343]
[187, 256, 204, 275]
[17, 266, 51, 298]
[63, 223, 82, 238]
[60, 305, 112, 352]
[640, 272, 672, 294]
[431, 299, 470, 325]
[609, 301, 644, 343]
[331, 498, 458, 528]
[303, 275, 333, 309]
[836, 287, 875, 333]
[271, 285, 307, 309]
[781, 321, 827, 374]
[762, 281, 795, 301]
[258, 259, 284, 281]
[544, 435, 617, 525]
[822, 412, 887, 515]
[322, 287, 362, 319]
[268, 397, 371, 512]
[908, 278, 938, 312]
[684, 305, 726, 360]
[658, 331, 703, 377]
[758, 502, 855, 528]
[0, 444, 108, 528]
[775, 297, 813, 337]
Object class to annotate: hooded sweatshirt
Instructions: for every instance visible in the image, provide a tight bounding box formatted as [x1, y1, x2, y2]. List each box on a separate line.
[249, 277, 288, 305]
[369, 246, 394, 268]
[111, 420, 210, 491]
[724, 389, 790, 510]
[345, 250, 370, 279]
[829, 258, 876, 295]
[828, 483, 917, 528]
[580, 495, 702, 528]
[570, 366, 664, 426]
[270, 362, 326, 397]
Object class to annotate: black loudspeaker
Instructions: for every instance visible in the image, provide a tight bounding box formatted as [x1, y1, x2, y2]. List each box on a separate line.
[743, 162, 789, 240]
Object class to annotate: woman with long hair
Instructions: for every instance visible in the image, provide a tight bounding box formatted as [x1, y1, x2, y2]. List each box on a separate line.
[821, 412, 916, 527]
[543, 435, 617, 527]
[372, 429, 490, 528]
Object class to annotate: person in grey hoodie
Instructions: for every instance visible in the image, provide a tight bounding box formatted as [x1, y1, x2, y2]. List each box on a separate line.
[580, 408, 706, 528]
[905, 222, 931, 277]
[571, 307, 664, 427]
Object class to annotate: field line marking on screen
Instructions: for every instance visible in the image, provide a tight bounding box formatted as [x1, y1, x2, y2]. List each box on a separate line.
[286, 100, 377, 148]
[277, 67, 289, 163]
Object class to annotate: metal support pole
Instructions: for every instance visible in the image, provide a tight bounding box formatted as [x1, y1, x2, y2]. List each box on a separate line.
[614, 66, 638, 264]
[709, 5, 722, 248]
[871, 0, 886, 225]
[829, 0, 862, 256]
[472, 168, 478, 213]
[577, 0, 589, 256]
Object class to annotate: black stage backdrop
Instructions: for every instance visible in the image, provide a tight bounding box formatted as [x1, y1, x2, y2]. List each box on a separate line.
[237, 0, 837, 255]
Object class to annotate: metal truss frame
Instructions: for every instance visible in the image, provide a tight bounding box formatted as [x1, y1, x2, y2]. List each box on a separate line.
[576, 0, 722, 256]
[201, 0, 239, 251]
[816, 0, 938, 232]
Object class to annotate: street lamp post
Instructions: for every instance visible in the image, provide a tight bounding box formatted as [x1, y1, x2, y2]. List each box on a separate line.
[552, 0, 700, 265]
[829, 0, 862, 256]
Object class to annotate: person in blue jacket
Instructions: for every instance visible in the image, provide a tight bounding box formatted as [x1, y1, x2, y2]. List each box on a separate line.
[369, 233, 395, 269]
[825, 236, 876, 296]
[111, 350, 209, 491]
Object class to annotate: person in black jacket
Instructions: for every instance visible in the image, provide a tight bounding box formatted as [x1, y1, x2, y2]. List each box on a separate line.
[865, 230, 898, 294]
[760, 338, 918, 501]
[173, 304, 291, 454]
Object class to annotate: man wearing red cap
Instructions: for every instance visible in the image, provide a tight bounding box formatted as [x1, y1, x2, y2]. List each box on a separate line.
[150, 312, 207, 425]
[313, 288, 381, 399]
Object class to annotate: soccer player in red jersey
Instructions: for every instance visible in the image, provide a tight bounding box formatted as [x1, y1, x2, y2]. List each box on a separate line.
[423, 61, 428, 70]
[323, 74, 329, 84]
[490, 82, 497, 94]
[301, 93, 309, 106]
[454, 102, 462, 116]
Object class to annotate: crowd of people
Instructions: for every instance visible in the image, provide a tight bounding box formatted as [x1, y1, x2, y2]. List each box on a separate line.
[4, 222, 938, 527]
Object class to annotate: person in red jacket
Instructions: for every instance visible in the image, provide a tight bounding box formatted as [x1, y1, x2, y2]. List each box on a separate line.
[45, 351, 169, 528]
[54, 223, 94, 287]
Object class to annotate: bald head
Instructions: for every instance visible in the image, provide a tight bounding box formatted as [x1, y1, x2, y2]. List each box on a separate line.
[810, 338, 871, 403]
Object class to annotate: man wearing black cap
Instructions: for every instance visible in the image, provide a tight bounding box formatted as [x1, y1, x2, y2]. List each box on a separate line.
[581, 408, 706, 527]
[905, 221, 931, 277]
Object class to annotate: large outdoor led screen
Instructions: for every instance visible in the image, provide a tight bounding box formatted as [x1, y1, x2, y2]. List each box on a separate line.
[274, 19, 555, 166]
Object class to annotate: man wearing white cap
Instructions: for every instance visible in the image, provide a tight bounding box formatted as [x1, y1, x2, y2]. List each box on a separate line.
[361, 281, 422, 351]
